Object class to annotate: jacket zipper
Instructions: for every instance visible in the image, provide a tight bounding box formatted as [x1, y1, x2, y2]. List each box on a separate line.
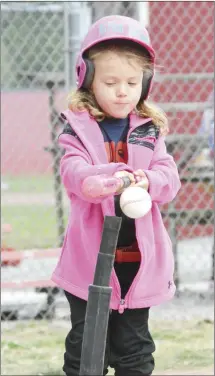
[118, 298, 126, 314]
[123, 225, 147, 310]
[105, 118, 151, 313]
[116, 122, 150, 313]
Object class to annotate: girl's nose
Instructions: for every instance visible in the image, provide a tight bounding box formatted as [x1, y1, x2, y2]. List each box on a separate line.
[116, 85, 127, 97]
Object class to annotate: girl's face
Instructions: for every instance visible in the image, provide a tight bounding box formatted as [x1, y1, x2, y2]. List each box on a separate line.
[92, 51, 143, 119]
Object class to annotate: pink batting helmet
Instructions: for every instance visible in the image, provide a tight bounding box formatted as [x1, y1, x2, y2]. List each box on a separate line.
[76, 15, 155, 100]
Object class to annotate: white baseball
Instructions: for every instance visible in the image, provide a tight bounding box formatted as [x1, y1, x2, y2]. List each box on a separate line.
[120, 186, 152, 219]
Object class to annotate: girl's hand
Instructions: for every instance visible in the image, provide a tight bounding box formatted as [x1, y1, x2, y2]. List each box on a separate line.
[113, 171, 135, 192]
[133, 169, 149, 191]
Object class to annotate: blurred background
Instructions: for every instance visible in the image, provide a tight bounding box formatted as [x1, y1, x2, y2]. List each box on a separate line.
[1, 2, 214, 375]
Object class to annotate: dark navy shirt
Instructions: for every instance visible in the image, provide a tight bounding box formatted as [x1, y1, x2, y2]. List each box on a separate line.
[100, 117, 129, 143]
[99, 117, 129, 164]
[99, 117, 136, 247]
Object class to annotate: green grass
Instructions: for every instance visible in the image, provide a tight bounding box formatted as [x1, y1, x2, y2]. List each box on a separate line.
[151, 319, 214, 371]
[2, 175, 68, 249]
[2, 205, 68, 249]
[1, 319, 214, 375]
[2, 175, 54, 193]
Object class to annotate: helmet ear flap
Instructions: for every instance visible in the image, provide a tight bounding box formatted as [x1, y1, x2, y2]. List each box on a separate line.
[81, 59, 95, 89]
[141, 70, 154, 101]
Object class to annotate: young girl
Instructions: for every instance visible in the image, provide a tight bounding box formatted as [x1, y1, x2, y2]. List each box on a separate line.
[52, 15, 181, 376]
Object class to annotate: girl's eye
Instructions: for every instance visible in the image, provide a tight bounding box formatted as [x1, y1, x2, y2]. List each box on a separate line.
[105, 82, 115, 86]
[128, 82, 137, 86]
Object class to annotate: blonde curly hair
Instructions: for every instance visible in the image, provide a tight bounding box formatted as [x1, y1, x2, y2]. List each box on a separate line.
[68, 40, 169, 135]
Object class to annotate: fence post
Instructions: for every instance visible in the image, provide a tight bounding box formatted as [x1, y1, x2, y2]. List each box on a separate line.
[64, 2, 84, 90]
[169, 205, 179, 290]
[47, 80, 65, 247]
[91, 1, 137, 22]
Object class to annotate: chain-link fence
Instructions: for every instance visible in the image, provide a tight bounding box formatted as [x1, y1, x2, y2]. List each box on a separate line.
[1, 2, 214, 375]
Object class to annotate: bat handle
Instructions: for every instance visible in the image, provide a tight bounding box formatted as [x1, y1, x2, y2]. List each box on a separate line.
[119, 176, 132, 190]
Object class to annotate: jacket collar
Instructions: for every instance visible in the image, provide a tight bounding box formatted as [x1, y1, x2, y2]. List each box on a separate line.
[61, 109, 152, 164]
[129, 112, 152, 129]
[63, 109, 151, 130]
[62, 109, 107, 163]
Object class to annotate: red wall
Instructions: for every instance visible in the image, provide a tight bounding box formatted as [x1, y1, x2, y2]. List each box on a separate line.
[150, 2, 213, 75]
[1, 90, 67, 175]
[149, 1, 214, 133]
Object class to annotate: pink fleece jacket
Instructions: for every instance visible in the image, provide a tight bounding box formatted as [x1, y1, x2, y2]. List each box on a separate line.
[51, 109, 181, 313]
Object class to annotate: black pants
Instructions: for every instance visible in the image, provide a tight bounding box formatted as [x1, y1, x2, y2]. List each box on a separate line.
[63, 262, 155, 376]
